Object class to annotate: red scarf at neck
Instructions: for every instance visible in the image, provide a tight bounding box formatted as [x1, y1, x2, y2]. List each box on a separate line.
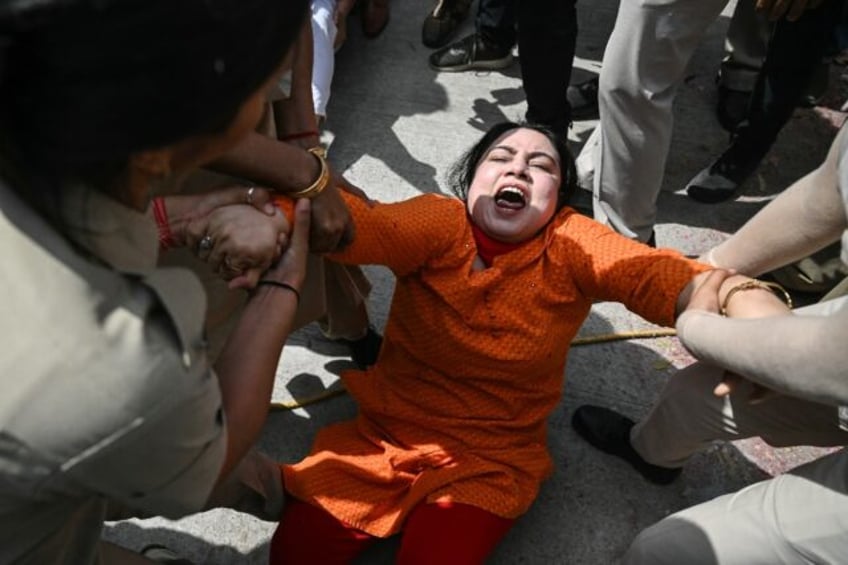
[471, 223, 524, 267]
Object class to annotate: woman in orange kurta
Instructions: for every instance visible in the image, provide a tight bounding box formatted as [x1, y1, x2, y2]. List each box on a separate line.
[271, 122, 711, 563]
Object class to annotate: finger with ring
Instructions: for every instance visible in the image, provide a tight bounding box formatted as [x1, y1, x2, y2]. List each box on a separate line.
[246, 186, 256, 205]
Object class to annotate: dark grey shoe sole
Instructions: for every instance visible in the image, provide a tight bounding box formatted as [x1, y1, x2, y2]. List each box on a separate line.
[429, 53, 514, 73]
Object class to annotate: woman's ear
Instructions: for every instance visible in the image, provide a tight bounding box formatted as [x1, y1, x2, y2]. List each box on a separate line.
[129, 148, 173, 178]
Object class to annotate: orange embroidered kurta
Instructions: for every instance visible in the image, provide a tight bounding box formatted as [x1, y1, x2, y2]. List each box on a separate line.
[281, 193, 708, 537]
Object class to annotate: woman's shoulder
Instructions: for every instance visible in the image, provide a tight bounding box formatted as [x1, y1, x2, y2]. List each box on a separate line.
[390, 192, 465, 212]
[343, 189, 465, 218]
[548, 206, 607, 242]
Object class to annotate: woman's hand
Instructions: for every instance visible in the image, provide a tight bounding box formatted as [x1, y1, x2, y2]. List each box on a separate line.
[307, 168, 374, 253]
[188, 185, 277, 218]
[679, 269, 792, 319]
[163, 185, 278, 248]
[309, 182, 354, 253]
[186, 203, 290, 290]
[681, 270, 782, 403]
[263, 198, 312, 290]
[678, 268, 733, 316]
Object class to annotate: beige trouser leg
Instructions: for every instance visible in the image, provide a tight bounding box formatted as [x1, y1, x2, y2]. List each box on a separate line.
[720, 0, 771, 92]
[623, 449, 848, 564]
[631, 362, 848, 469]
[591, 0, 729, 242]
[626, 361, 848, 564]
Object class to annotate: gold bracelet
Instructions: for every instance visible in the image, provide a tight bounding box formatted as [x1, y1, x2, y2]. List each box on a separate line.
[719, 280, 793, 316]
[288, 146, 330, 199]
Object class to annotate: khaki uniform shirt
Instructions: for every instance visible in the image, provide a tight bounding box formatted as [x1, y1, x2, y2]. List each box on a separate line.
[0, 182, 226, 564]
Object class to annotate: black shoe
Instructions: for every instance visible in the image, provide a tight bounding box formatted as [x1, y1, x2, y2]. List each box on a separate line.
[422, 0, 472, 48]
[716, 85, 750, 133]
[766, 241, 848, 297]
[337, 326, 383, 369]
[566, 76, 599, 121]
[685, 142, 762, 204]
[571, 405, 681, 485]
[429, 33, 513, 72]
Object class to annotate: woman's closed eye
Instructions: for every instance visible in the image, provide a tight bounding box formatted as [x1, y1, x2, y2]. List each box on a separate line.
[487, 151, 511, 163]
[529, 158, 556, 172]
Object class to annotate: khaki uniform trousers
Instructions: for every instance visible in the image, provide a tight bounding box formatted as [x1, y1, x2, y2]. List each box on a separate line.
[626, 331, 848, 562]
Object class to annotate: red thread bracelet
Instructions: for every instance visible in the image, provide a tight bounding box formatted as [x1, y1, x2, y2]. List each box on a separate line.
[152, 197, 177, 250]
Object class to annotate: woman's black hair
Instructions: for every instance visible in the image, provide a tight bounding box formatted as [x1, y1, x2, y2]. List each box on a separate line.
[447, 121, 577, 212]
[0, 0, 308, 199]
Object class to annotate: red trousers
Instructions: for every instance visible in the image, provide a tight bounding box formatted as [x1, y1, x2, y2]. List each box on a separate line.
[269, 498, 515, 564]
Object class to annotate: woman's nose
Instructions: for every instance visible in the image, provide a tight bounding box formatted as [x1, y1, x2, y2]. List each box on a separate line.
[507, 159, 530, 179]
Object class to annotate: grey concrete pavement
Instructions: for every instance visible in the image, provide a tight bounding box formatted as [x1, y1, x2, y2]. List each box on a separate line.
[105, 0, 846, 563]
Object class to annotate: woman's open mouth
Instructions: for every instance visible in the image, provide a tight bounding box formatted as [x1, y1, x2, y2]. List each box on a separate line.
[495, 186, 527, 210]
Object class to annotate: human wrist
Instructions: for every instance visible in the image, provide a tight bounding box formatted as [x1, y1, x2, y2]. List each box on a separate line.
[280, 130, 320, 147]
[161, 200, 200, 249]
[287, 146, 330, 199]
[719, 279, 793, 317]
[250, 277, 303, 311]
[152, 196, 213, 250]
[254, 279, 301, 302]
[151, 197, 177, 250]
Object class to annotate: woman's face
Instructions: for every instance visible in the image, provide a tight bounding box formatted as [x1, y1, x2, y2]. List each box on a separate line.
[167, 69, 281, 172]
[466, 128, 561, 243]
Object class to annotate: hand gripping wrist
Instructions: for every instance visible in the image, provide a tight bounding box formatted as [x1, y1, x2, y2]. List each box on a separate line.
[720, 279, 793, 316]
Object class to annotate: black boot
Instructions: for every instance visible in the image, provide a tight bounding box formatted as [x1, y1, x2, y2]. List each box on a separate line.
[571, 405, 681, 485]
[716, 84, 751, 133]
[685, 133, 766, 204]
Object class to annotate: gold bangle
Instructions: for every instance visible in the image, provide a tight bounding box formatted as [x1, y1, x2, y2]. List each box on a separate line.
[719, 280, 793, 316]
[288, 146, 330, 199]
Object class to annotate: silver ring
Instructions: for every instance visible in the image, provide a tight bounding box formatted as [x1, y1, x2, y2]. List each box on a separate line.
[246, 186, 255, 205]
[198, 235, 214, 252]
